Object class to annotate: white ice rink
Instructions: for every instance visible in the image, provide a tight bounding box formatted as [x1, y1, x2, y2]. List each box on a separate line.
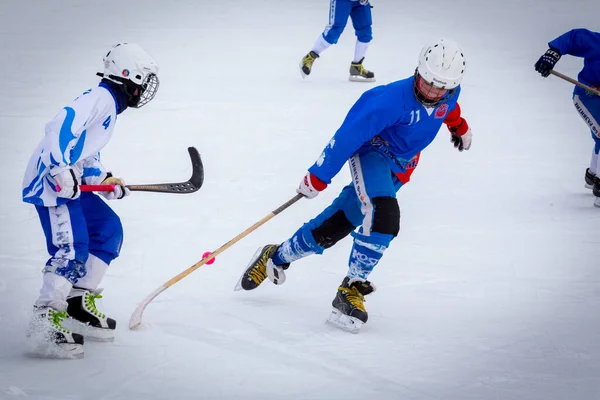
[1, 1, 599, 399]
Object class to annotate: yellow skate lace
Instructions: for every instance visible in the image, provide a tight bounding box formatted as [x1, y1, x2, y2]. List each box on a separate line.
[339, 286, 366, 312]
[303, 53, 316, 68]
[248, 245, 277, 284]
[85, 293, 106, 319]
[351, 63, 370, 75]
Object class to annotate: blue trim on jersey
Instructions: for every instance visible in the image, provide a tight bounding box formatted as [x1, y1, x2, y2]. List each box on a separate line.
[70, 128, 87, 163]
[58, 107, 77, 165]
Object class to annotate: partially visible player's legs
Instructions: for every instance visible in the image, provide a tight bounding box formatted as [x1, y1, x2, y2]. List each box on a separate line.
[328, 149, 400, 331]
[64, 193, 123, 340]
[573, 94, 600, 206]
[237, 185, 362, 291]
[348, 2, 375, 82]
[28, 200, 89, 358]
[300, 0, 352, 78]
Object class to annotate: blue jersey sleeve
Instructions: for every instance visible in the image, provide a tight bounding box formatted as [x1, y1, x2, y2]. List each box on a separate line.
[549, 29, 600, 59]
[308, 87, 405, 183]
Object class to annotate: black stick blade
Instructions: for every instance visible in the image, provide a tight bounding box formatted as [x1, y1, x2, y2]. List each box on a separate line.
[127, 147, 204, 194]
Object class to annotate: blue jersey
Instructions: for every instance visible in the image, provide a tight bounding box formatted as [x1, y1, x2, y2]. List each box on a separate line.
[549, 29, 600, 97]
[308, 77, 460, 183]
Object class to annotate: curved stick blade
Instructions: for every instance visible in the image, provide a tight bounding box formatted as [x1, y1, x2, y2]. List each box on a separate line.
[129, 285, 167, 330]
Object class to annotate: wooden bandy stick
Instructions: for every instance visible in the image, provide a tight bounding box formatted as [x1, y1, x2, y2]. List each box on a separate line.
[128, 193, 304, 330]
[550, 70, 600, 97]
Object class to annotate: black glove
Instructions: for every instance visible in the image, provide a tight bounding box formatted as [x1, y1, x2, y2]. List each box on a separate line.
[535, 48, 561, 77]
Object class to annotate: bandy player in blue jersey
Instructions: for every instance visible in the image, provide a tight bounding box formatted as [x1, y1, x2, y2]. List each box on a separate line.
[238, 39, 473, 332]
[22, 43, 160, 358]
[535, 28, 600, 208]
[300, 0, 375, 82]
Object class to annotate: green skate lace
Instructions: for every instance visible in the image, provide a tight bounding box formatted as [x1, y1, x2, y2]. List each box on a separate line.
[340, 287, 366, 312]
[49, 310, 71, 333]
[85, 293, 106, 319]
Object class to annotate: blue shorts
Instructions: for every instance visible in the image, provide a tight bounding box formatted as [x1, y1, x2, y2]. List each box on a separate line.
[322, 0, 373, 44]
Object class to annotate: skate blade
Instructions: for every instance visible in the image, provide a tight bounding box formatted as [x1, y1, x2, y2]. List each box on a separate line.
[234, 247, 264, 291]
[25, 339, 84, 359]
[326, 308, 363, 333]
[299, 62, 308, 79]
[585, 183, 594, 189]
[62, 319, 115, 342]
[594, 198, 600, 208]
[349, 75, 375, 83]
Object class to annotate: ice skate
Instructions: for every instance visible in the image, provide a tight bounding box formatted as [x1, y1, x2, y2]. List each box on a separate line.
[349, 58, 375, 82]
[63, 288, 116, 342]
[585, 168, 596, 189]
[593, 177, 600, 208]
[26, 306, 84, 359]
[300, 51, 319, 78]
[234, 244, 289, 291]
[326, 277, 376, 333]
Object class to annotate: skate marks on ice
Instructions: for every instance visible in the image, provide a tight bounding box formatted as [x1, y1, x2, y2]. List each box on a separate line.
[155, 313, 418, 399]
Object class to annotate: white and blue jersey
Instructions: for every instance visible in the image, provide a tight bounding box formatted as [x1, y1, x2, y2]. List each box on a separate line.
[549, 28, 600, 97]
[309, 77, 460, 183]
[22, 83, 119, 207]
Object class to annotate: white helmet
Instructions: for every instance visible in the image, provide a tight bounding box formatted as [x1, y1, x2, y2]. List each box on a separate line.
[99, 43, 160, 108]
[417, 38, 466, 89]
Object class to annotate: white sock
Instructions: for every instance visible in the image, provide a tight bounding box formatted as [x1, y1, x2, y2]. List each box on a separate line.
[75, 254, 109, 291]
[311, 34, 332, 55]
[353, 41, 369, 63]
[35, 273, 73, 312]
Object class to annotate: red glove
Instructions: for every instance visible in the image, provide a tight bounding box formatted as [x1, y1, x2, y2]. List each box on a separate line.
[297, 172, 327, 199]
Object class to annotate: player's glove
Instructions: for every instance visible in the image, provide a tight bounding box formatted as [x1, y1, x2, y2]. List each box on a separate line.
[52, 166, 81, 199]
[100, 175, 130, 200]
[448, 118, 472, 152]
[297, 172, 327, 199]
[535, 48, 561, 78]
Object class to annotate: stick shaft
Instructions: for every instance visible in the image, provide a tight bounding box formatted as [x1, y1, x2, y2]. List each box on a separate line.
[550, 70, 600, 96]
[128, 193, 304, 329]
[164, 193, 303, 287]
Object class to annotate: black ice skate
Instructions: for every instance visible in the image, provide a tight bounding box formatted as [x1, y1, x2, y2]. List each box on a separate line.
[234, 244, 289, 291]
[326, 277, 376, 333]
[585, 168, 596, 189]
[299, 51, 319, 78]
[349, 58, 375, 82]
[26, 306, 84, 359]
[64, 288, 116, 342]
[593, 176, 600, 208]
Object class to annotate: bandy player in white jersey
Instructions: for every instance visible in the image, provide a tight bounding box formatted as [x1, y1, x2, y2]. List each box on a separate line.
[22, 43, 160, 358]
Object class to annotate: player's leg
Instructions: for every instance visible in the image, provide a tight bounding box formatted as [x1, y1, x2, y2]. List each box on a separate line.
[236, 185, 362, 291]
[300, 0, 353, 77]
[27, 201, 89, 358]
[64, 192, 123, 340]
[328, 149, 399, 332]
[348, 2, 375, 82]
[573, 94, 600, 206]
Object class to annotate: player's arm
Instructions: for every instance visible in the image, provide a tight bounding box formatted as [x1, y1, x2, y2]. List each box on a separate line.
[548, 28, 600, 59]
[443, 101, 472, 152]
